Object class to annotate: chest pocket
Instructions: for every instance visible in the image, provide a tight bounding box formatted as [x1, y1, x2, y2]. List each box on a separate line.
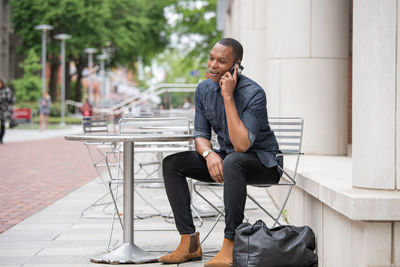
[204, 109, 221, 133]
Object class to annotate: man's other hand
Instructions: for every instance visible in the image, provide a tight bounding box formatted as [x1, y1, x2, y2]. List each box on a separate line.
[205, 152, 224, 183]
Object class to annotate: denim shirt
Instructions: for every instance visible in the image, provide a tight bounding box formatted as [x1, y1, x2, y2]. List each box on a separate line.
[194, 75, 283, 170]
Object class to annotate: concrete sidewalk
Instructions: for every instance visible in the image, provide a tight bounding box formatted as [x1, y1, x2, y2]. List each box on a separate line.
[3, 124, 82, 143]
[0, 126, 278, 266]
[0, 177, 277, 266]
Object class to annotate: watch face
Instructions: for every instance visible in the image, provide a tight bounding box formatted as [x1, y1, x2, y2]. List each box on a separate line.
[203, 150, 212, 158]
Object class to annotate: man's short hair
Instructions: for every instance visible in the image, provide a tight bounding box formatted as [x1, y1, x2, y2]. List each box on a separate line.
[217, 38, 243, 62]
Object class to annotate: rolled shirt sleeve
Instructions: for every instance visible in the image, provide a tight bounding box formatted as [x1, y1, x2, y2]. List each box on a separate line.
[194, 87, 212, 140]
[241, 90, 266, 146]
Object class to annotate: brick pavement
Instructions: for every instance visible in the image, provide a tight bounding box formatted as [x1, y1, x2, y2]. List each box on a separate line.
[0, 137, 97, 234]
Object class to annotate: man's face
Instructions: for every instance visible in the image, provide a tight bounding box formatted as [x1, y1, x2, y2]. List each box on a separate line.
[208, 43, 236, 83]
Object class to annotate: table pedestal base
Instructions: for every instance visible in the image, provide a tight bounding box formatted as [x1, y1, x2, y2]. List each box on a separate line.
[90, 243, 159, 264]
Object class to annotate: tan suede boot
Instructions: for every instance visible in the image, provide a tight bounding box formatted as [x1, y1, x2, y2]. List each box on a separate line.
[159, 232, 202, 264]
[204, 238, 234, 267]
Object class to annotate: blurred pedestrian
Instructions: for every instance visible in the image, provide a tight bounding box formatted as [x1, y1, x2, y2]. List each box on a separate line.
[0, 79, 15, 144]
[181, 97, 193, 109]
[38, 92, 51, 130]
[80, 98, 93, 117]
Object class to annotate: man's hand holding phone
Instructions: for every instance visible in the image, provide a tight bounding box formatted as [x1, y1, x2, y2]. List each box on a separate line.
[220, 63, 238, 99]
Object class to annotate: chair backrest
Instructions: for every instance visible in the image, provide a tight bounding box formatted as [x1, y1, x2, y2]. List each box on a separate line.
[269, 117, 304, 181]
[82, 116, 108, 133]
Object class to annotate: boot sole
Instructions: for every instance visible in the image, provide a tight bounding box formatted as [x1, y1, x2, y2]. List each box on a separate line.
[159, 256, 202, 264]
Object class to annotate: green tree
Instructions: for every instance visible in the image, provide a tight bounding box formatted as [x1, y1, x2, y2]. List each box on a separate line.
[11, 49, 42, 102]
[9, 0, 176, 103]
[157, 48, 203, 84]
[154, 48, 199, 108]
[143, 0, 221, 107]
[173, 0, 222, 63]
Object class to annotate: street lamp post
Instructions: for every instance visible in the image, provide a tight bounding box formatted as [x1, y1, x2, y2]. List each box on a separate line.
[54, 34, 71, 126]
[83, 48, 97, 105]
[34, 24, 53, 93]
[96, 54, 107, 107]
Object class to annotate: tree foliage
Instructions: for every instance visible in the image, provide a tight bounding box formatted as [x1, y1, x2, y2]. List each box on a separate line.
[11, 49, 42, 102]
[9, 0, 176, 102]
[145, 0, 221, 108]
[156, 49, 203, 84]
[173, 0, 222, 63]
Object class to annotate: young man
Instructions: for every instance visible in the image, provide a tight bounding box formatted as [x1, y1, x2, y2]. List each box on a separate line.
[159, 38, 282, 267]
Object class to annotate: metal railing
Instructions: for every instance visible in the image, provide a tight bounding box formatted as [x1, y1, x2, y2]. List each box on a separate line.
[66, 83, 197, 119]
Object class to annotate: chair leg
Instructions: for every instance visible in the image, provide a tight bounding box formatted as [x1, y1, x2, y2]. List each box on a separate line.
[193, 185, 225, 217]
[134, 188, 162, 218]
[193, 184, 226, 244]
[190, 204, 204, 227]
[108, 181, 123, 227]
[200, 211, 224, 245]
[246, 193, 281, 226]
[80, 146, 119, 219]
[107, 180, 124, 251]
[80, 190, 112, 218]
[107, 207, 118, 251]
[271, 185, 294, 227]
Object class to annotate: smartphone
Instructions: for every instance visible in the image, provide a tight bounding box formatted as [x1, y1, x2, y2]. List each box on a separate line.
[229, 62, 244, 77]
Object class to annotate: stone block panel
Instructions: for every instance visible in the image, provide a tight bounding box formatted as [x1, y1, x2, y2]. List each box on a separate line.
[311, 0, 349, 58]
[304, 194, 323, 266]
[362, 222, 392, 266]
[265, 0, 310, 58]
[286, 186, 304, 225]
[323, 205, 352, 267]
[280, 59, 347, 155]
[395, 222, 400, 265]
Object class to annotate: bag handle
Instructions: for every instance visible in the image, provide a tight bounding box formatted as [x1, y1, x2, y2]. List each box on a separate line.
[252, 219, 272, 236]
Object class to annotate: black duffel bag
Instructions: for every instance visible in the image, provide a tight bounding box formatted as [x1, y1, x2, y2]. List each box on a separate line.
[233, 220, 318, 267]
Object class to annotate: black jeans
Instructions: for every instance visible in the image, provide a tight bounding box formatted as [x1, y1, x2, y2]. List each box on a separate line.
[162, 150, 280, 240]
[0, 120, 5, 143]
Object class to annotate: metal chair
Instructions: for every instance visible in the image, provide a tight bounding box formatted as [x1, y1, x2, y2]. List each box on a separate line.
[193, 117, 304, 243]
[80, 116, 120, 218]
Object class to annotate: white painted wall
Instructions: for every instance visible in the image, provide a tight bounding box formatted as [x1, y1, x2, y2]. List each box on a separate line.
[224, 0, 348, 155]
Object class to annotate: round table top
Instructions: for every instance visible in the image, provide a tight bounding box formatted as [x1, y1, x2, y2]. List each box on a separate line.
[65, 133, 194, 142]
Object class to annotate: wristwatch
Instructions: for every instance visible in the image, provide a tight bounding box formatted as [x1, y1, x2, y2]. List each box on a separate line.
[202, 149, 214, 159]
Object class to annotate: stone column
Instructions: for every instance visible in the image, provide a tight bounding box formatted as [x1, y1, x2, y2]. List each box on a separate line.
[224, 0, 349, 155]
[353, 0, 398, 189]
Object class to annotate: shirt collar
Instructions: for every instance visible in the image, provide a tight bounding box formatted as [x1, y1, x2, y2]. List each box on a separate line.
[206, 79, 220, 92]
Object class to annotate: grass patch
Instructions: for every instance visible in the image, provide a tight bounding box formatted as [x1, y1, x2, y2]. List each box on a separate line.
[31, 116, 82, 125]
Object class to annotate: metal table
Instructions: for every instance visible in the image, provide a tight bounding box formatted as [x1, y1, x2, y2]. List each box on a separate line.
[65, 133, 194, 264]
